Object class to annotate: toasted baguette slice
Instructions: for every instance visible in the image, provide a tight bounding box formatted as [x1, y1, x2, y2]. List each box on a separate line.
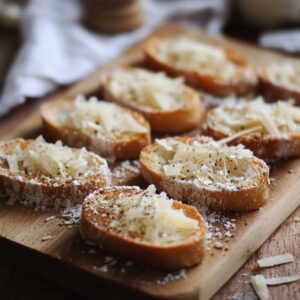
[144, 37, 257, 96]
[41, 95, 151, 160]
[259, 61, 300, 103]
[81, 185, 206, 269]
[203, 96, 300, 159]
[0, 136, 110, 208]
[102, 67, 204, 133]
[140, 136, 269, 212]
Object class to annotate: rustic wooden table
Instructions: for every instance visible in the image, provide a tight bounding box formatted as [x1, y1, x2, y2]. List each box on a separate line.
[0, 27, 299, 300]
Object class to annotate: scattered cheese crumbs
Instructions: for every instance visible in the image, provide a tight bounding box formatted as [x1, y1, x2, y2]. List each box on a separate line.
[210, 97, 300, 138]
[294, 217, 300, 222]
[266, 275, 300, 286]
[257, 253, 294, 268]
[45, 216, 56, 222]
[109, 68, 186, 110]
[251, 275, 269, 300]
[158, 38, 238, 81]
[120, 160, 139, 174]
[214, 241, 223, 249]
[94, 185, 199, 245]
[0, 136, 106, 184]
[41, 235, 55, 242]
[95, 265, 108, 273]
[156, 136, 266, 191]
[59, 95, 147, 137]
[156, 269, 187, 285]
[61, 204, 82, 226]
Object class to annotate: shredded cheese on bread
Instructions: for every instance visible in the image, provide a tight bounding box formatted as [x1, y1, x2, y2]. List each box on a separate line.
[153, 137, 265, 191]
[210, 96, 300, 138]
[92, 185, 199, 245]
[266, 62, 300, 90]
[108, 68, 186, 111]
[0, 136, 105, 184]
[58, 95, 148, 137]
[156, 38, 238, 82]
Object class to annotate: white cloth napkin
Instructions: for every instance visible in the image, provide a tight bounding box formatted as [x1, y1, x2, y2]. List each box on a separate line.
[0, 0, 229, 116]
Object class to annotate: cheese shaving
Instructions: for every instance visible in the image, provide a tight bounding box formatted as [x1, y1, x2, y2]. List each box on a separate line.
[58, 95, 148, 137]
[154, 136, 266, 191]
[266, 275, 300, 286]
[251, 275, 269, 300]
[95, 185, 200, 245]
[109, 68, 186, 111]
[157, 38, 238, 82]
[210, 96, 300, 138]
[0, 136, 106, 184]
[257, 253, 294, 268]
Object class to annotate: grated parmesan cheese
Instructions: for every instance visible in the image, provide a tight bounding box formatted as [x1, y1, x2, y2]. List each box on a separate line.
[157, 38, 238, 82]
[257, 253, 294, 268]
[210, 96, 300, 138]
[154, 136, 266, 191]
[108, 68, 186, 111]
[93, 185, 200, 245]
[58, 95, 147, 137]
[0, 136, 106, 184]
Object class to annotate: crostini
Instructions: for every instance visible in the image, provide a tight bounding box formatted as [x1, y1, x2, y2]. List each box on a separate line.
[140, 136, 269, 212]
[102, 67, 204, 133]
[204, 96, 300, 159]
[259, 61, 300, 103]
[80, 185, 206, 269]
[144, 37, 257, 96]
[0, 136, 110, 208]
[41, 95, 151, 160]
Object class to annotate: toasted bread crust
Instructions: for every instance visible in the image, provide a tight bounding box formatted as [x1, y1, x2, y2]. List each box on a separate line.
[144, 38, 257, 96]
[259, 68, 300, 104]
[204, 109, 300, 159]
[80, 186, 206, 269]
[140, 137, 269, 212]
[0, 139, 111, 208]
[102, 67, 205, 133]
[41, 99, 151, 160]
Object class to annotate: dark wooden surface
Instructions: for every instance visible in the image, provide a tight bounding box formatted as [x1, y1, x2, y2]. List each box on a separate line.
[0, 25, 299, 300]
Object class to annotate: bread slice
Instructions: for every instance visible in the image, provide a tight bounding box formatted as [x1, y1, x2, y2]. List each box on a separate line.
[259, 61, 300, 104]
[203, 96, 300, 159]
[102, 67, 204, 133]
[41, 95, 151, 160]
[144, 37, 257, 96]
[0, 136, 111, 208]
[140, 136, 269, 212]
[80, 185, 206, 269]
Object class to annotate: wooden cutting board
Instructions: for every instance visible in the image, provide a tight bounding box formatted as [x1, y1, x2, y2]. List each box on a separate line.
[0, 23, 299, 300]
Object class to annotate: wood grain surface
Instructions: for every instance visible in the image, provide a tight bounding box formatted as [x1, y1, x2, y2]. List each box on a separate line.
[0, 23, 299, 299]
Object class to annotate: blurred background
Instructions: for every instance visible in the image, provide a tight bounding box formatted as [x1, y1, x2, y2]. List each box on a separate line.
[0, 0, 300, 115]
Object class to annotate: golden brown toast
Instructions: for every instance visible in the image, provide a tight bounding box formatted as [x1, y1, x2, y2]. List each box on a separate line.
[140, 136, 269, 212]
[80, 185, 206, 269]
